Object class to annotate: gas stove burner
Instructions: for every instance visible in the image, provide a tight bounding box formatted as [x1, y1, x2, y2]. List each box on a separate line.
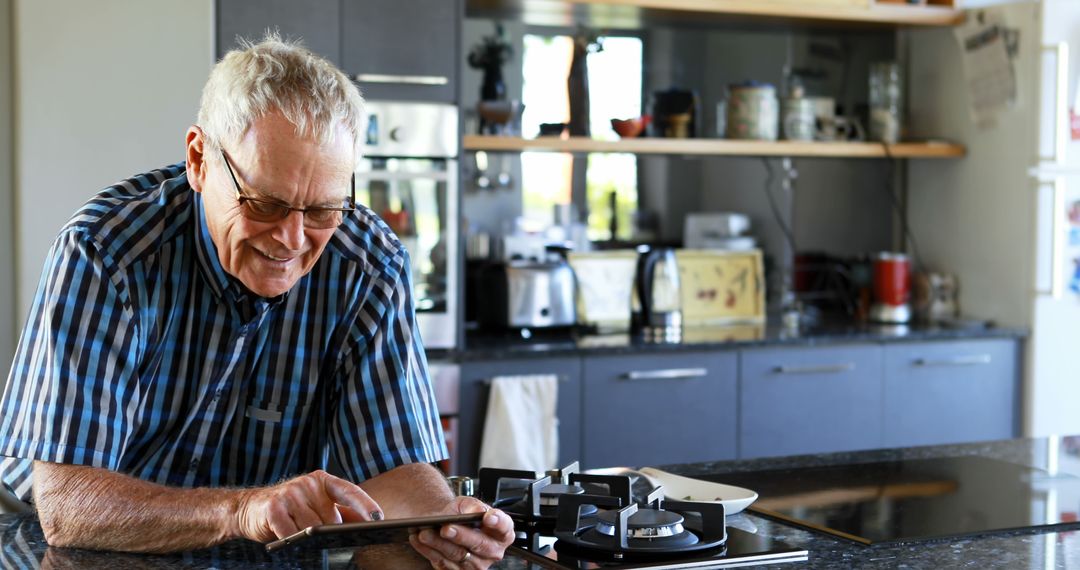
[477, 462, 632, 532]
[553, 488, 728, 560]
[594, 509, 685, 539]
[540, 483, 585, 506]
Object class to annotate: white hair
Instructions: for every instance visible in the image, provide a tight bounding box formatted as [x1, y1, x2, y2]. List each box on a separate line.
[197, 33, 365, 164]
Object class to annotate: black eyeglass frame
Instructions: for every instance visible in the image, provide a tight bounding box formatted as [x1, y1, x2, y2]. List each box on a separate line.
[218, 149, 356, 228]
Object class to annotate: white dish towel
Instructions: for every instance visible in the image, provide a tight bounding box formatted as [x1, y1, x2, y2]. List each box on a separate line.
[478, 374, 559, 472]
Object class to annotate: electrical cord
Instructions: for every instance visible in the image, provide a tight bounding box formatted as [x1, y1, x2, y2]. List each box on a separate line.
[762, 157, 797, 254]
[880, 142, 925, 274]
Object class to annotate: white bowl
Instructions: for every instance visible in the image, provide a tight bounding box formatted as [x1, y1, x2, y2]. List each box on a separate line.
[637, 467, 758, 515]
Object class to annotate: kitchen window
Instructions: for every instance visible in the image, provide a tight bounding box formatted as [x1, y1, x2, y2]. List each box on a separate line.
[520, 33, 643, 241]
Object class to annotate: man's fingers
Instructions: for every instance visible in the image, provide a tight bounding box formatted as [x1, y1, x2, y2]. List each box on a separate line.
[286, 497, 329, 533]
[265, 499, 301, 540]
[408, 533, 447, 564]
[336, 503, 365, 523]
[320, 472, 382, 521]
[416, 528, 473, 567]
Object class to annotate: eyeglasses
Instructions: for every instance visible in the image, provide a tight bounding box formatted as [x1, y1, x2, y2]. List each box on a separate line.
[219, 149, 356, 229]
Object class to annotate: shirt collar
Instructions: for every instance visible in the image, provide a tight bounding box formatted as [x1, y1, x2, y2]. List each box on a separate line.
[192, 189, 232, 302]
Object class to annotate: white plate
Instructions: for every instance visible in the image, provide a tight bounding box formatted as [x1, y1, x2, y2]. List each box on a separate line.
[637, 467, 758, 515]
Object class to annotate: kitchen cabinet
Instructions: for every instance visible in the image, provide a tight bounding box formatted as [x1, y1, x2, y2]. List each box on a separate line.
[581, 351, 738, 469]
[464, 135, 966, 159]
[341, 0, 459, 103]
[457, 357, 582, 474]
[470, 0, 962, 29]
[739, 344, 884, 459]
[883, 339, 1019, 448]
[217, 0, 460, 103]
[217, 0, 342, 66]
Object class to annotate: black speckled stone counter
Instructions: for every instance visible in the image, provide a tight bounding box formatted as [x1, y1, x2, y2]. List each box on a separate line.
[4, 437, 1078, 568]
[430, 320, 1028, 362]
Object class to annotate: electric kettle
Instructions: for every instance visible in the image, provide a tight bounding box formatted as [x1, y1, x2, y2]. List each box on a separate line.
[630, 246, 683, 341]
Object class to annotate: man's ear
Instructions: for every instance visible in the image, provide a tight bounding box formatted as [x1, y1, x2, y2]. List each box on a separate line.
[186, 126, 208, 193]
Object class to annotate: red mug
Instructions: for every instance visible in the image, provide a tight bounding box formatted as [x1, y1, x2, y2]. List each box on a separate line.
[872, 252, 911, 306]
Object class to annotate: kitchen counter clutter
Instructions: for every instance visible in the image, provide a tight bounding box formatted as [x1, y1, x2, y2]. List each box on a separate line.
[3, 436, 1079, 568]
[445, 319, 1027, 361]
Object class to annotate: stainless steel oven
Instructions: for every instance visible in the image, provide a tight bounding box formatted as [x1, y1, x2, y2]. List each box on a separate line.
[358, 101, 458, 348]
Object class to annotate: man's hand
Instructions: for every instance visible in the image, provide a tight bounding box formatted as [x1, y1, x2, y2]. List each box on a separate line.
[234, 470, 383, 542]
[407, 496, 515, 570]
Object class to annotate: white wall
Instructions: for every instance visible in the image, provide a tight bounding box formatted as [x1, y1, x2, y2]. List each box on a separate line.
[1, 0, 14, 380]
[14, 0, 214, 321]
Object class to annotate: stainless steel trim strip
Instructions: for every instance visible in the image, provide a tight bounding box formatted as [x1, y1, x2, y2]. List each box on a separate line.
[773, 363, 856, 374]
[354, 73, 449, 86]
[621, 368, 708, 380]
[913, 354, 992, 367]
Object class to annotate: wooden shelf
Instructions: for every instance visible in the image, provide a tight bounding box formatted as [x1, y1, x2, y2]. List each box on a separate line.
[467, 0, 965, 28]
[464, 135, 966, 159]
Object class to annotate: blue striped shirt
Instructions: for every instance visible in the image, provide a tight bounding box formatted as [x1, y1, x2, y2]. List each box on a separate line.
[0, 163, 447, 503]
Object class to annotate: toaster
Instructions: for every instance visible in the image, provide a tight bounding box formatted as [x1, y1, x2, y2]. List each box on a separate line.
[477, 259, 577, 329]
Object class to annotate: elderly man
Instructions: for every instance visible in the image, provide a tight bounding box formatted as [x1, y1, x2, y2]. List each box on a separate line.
[0, 36, 513, 568]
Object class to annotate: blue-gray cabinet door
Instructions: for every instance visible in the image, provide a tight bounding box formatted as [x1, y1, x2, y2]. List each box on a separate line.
[457, 357, 582, 475]
[581, 352, 738, 469]
[217, 0, 341, 65]
[740, 345, 883, 459]
[883, 339, 1019, 447]
[341, 0, 459, 102]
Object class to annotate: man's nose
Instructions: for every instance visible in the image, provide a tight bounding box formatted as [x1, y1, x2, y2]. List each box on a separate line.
[273, 210, 306, 250]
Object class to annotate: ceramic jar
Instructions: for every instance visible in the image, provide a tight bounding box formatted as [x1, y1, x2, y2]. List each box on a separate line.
[726, 82, 779, 141]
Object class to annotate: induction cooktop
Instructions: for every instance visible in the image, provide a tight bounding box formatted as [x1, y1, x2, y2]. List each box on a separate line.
[707, 455, 1080, 544]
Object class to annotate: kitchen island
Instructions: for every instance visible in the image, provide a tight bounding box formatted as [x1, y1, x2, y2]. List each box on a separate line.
[3, 435, 1078, 568]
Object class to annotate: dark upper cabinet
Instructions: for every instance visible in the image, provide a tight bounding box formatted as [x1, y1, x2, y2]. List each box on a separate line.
[341, 0, 459, 103]
[216, 0, 342, 66]
[217, 0, 459, 103]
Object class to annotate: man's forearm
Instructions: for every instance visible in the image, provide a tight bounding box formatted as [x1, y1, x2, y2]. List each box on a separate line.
[359, 462, 454, 518]
[33, 461, 243, 553]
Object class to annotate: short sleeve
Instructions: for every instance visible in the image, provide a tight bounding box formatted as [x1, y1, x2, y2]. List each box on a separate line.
[0, 229, 141, 475]
[329, 249, 447, 481]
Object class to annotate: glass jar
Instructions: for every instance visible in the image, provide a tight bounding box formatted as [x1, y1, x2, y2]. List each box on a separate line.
[869, 62, 902, 143]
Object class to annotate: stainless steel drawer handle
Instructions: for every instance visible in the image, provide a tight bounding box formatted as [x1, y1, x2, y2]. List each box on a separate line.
[353, 73, 449, 86]
[621, 368, 708, 380]
[773, 363, 856, 375]
[913, 355, 992, 367]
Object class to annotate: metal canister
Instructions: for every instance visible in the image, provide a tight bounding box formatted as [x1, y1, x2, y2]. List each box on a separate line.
[782, 95, 816, 141]
[447, 475, 475, 497]
[726, 82, 779, 141]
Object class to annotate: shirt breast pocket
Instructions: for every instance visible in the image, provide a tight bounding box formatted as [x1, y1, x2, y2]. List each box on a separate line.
[244, 393, 315, 430]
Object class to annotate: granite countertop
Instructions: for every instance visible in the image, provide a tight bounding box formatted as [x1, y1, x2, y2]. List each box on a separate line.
[4, 436, 1078, 569]
[431, 319, 1028, 362]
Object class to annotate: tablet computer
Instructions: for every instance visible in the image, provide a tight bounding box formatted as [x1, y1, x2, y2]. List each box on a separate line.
[265, 512, 486, 552]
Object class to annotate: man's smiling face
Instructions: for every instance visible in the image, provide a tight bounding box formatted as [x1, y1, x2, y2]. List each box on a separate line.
[193, 111, 355, 298]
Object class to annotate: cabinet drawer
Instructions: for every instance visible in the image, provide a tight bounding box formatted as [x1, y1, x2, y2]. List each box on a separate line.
[582, 352, 737, 469]
[458, 357, 582, 474]
[342, 0, 459, 102]
[883, 339, 1019, 447]
[740, 345, 883, 458]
